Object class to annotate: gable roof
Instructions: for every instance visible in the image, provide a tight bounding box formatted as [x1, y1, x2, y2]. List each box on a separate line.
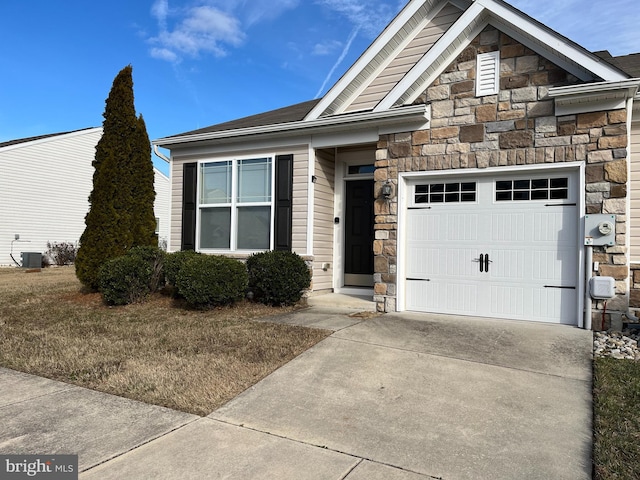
[0, 127, 99, 150]
[307, 0, 629, 119]
[155, 0, 635, 146]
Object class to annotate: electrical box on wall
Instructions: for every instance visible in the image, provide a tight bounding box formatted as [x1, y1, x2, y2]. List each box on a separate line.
[584, 214, 615, 246]
[590, 276, 615, 300]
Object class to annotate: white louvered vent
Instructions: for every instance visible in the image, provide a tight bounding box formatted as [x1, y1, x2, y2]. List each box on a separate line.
[476, 51, 500, 96]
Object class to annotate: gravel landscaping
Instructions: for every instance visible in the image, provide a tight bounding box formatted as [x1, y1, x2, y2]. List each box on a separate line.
[594, 329, 640, 360]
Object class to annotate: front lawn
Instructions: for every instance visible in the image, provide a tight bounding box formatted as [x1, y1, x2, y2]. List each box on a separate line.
[0, 267, 329, 416]
[593, 357, 640, 479]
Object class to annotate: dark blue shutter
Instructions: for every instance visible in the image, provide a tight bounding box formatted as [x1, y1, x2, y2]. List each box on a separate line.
[181, 162, 197, 251]
[274, 154, 293, 251]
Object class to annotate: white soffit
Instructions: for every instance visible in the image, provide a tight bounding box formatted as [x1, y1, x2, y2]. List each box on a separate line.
[549, 79, 640, 116]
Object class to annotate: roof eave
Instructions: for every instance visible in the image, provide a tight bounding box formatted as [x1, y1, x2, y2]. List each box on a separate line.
[153, 104, 429, 148]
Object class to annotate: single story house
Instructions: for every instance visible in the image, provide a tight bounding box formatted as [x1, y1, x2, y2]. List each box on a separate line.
[0, 127, 170, 266]
[153, 0, 640, 329]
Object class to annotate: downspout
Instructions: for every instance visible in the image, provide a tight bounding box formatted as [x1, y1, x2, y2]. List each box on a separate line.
[153, 144, 171, 164]
[584, 245, 592, 330]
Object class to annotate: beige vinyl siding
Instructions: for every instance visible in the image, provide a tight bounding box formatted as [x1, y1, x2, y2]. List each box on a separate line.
[153, 169, 170, 248]
[312, 149, 336, 291]
[345, 4, 462, 113]
[169, 159, 184, 252]
[631, 121, 640, 261]
[169, 146, 309, 254]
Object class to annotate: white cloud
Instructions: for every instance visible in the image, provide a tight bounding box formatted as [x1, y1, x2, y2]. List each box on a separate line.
[149, 1, 245, 62]
[315, 0, 397, 37]
[313, 40, 343, 56]
[148, 0, 301, 63]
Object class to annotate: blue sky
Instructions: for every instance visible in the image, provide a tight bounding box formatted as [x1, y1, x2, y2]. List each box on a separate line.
[1, 0, 638, 175]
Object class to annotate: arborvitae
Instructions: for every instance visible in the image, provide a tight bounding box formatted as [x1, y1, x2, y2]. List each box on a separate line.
[130, 114, 157, 247]
[76, 65, 148, 290]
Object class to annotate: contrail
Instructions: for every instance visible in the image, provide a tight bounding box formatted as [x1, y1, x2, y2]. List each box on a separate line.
[315, 25, 361, 99]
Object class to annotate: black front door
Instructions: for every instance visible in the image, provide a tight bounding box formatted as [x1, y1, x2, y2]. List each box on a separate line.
[344, 180, 374, 287]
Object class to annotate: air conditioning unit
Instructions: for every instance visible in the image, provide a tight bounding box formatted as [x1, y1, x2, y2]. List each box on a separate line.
[21, 252, 42, 269]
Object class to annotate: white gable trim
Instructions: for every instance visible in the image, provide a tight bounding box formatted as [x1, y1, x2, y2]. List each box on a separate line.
[477, 0, 627, 82]
[328, 0, 452, 117]
[305, 0, 442, 121]
[375, 2, 486, 112]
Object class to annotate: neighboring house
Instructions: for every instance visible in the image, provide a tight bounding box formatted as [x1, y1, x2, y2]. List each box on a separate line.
[153, 0, 640, 329]
[0, 127, 170, 266]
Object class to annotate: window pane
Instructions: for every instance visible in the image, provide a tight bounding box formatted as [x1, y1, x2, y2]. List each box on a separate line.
[445, 183, 459, 192]
[348, 164, 375, 174]
[513, 191, 530, 201]
[200, 208, 231, 249]
[551, 178, 568, 188]
[430, 183, 444, 193]
[461, 192, 476, 202]
[496, 181, 511, 191]
[430, 194, 444, 203]
[531, 179, 548, 189]
[496, 191, 512, 201]
[237, 206, 270, 250]
[238, 158, 271, 203]
[461, 182, 475, 192]
[514, 180, 530, 190]
[416, 185, 429, 194]
[201, 162, 231, 204]
[531, 190, 548, 200]
[445, 193, 459, 202]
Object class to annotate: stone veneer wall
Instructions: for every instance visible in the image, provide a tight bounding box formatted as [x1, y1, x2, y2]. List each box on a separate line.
[373, 26, 629, 328]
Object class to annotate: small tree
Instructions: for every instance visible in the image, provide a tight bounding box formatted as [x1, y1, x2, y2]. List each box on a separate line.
[76, 65, 154, 290]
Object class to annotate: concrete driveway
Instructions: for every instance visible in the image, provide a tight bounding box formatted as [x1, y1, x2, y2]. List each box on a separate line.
[1, 305, 593, 480]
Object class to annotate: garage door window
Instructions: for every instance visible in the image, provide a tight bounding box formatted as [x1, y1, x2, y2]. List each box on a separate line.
[415, 182, 476, 204]
[495, 177, 568, 201]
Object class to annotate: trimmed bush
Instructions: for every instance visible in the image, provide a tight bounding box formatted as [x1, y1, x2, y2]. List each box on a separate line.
[175, 255, 248, 309]
[126, 246, 166, 292]
[99, 255, 153, 305]
[246, 251, 311, 306]
[164, 250, 201, 288]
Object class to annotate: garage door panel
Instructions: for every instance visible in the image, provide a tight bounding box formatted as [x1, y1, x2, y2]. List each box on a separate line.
[404, 171, 579, 324]
[406, 279, 478, 315]
[490, 213, 526, 242]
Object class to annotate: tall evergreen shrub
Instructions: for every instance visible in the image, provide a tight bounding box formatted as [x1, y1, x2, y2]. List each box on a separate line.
[76, 65, 156, 290]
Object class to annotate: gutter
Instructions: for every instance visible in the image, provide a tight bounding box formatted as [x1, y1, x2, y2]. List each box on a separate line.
[548, 78, 640, 98]
[153, 104, 429, 148]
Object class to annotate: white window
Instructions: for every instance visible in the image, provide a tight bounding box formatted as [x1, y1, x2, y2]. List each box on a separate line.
[198, 157, 273, 251]
[476, 51, 500, 96]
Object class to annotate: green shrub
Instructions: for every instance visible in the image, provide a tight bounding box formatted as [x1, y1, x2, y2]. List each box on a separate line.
[175, 255, 248, 308]
[99, 255, 153, 306]
[246, 251, 311, 306]
[126, 246, 166, 291]
[164, 250, 201, 287]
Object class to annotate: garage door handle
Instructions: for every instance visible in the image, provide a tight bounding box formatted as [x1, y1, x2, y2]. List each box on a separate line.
[484, 254, 491, 273]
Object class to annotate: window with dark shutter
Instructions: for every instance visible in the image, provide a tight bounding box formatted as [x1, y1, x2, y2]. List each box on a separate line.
[274, 154, 293, 251]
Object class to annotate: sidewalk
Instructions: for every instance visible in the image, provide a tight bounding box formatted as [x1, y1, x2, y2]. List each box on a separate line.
[0, 304, 593, 479]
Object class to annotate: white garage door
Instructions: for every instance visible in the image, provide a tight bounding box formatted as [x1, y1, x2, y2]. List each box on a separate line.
[404, 171, 579, 324]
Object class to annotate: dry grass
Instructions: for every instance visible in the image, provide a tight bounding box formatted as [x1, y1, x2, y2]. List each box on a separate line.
[0, 267, 330, 416]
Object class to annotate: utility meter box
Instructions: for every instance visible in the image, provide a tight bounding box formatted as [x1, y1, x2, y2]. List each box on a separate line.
[585, 214, 615, 246]
[590, 276, 615, 300]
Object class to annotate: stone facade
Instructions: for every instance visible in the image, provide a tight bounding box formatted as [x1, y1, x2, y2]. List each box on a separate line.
[373, 26, 629, 328]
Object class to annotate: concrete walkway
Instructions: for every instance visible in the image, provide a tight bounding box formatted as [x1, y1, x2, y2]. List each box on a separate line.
[0, 302, 593, 480]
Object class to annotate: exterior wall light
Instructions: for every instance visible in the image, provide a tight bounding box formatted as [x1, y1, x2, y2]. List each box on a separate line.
[381, 181, 393, 198]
